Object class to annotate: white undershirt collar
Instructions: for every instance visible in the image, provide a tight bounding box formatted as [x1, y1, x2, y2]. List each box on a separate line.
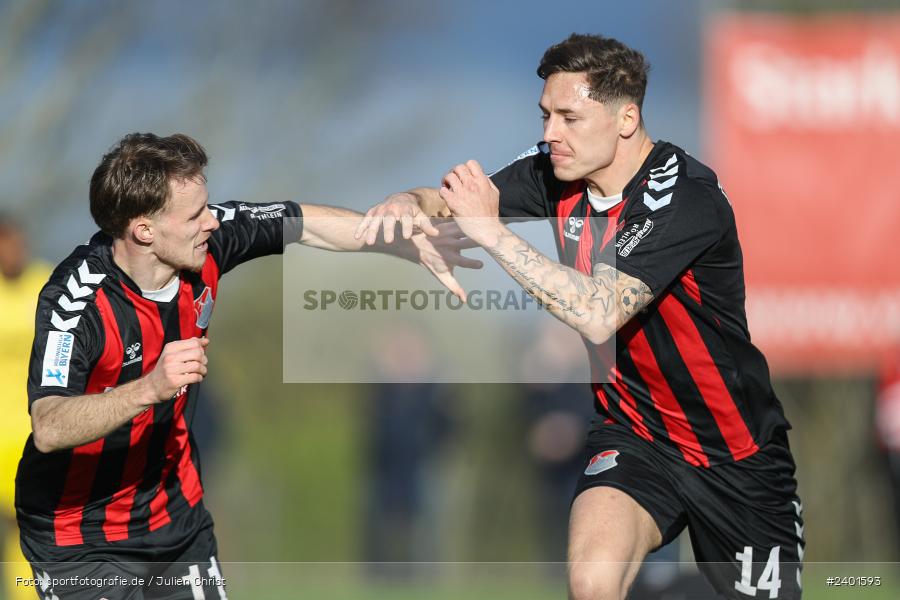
[586, 188, 624, 213]
[140, 275, 180, 302]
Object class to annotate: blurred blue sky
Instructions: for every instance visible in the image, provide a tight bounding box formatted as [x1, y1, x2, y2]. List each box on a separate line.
[1, 0, 711, 259]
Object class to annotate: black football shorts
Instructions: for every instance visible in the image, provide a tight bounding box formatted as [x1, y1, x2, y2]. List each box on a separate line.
[574, 420, 805, 600]
[19, 506, 227, 600]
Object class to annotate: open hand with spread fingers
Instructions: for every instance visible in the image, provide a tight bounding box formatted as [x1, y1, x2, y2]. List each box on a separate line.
[409, 220, 483, 302]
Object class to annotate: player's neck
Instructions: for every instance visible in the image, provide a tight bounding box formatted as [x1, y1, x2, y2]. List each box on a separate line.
[585, 131, 654, 197]
[111, 238, 178, 291]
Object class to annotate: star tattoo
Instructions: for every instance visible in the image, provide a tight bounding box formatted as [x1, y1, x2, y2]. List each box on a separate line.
[517, 246, 543, 266]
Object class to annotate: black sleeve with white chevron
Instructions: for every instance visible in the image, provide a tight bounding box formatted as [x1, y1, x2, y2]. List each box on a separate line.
[26, 256, 106, 407]
[205, 200, 303, 275]
[613, 150, 731, 296]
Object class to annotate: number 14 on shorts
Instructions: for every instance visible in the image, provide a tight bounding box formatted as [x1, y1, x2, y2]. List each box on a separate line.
[178, 556, 227, 600]
[735, 546, 787, 598]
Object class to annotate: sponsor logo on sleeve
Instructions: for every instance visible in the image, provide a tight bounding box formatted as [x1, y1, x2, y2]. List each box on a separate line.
[513, 145, 541, 161]
[238, 203, 287, 219]
[488, 144, 544, 176]
[616, 218, 654, 257]
[41, 331, 75, 387]
[40, 260, 104, 387]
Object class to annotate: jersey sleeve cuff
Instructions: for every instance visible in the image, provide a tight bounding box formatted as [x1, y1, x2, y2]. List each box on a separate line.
[283, 201, 304, 248]
[612, 259, 663, 297]
[27, 388, 83, 414]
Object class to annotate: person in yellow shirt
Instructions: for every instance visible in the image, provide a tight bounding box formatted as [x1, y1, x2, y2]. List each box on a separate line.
[0, 214, 50, 599]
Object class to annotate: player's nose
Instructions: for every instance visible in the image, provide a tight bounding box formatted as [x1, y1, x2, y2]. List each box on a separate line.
[542, 115, 563, 143]
[202, 207, 220, 232]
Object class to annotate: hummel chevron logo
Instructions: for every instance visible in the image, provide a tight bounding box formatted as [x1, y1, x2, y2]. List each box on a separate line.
[649, 166, 677, 179]
[643, 192, 672, 211]
[649, 154, 677, 173]
[209, 204, 235, 222]
[37, 569, 52, 592]
[77, 259, 106, 284]
[648, 176, 677, 191]
[58, 294, 86, 312]
[795, 522, 804, 538]
[67, 274, 92, 299]
[51, 310, 81, 331]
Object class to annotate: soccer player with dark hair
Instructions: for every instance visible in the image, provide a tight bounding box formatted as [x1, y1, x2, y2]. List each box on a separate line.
[16, 132, 479, 599]
[357, 33, 805, 600]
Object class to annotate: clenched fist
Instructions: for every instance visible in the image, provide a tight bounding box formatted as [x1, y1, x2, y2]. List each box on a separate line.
[145, 337, 209, 402]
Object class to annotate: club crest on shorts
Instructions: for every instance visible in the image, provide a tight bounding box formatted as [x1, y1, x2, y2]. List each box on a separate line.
[584, 450, 620, 475]
[193, 286, 214, 329]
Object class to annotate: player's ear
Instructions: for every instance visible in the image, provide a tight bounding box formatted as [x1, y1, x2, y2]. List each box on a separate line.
[131, 217, 154, 245]
[618, 101, 641, 138]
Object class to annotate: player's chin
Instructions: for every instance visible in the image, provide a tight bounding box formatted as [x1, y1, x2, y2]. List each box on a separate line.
[187, 251, 207, 272]
[550, 164, 583, 182]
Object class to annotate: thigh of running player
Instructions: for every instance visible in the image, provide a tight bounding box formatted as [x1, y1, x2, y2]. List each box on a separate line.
[568, 422, 687, 600]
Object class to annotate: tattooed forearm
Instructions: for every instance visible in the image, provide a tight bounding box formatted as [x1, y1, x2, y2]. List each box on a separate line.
[488, 243, 585, 318]
[592, 263, 653, 321]
[587, 275, 614, 313]
[516, 246, 544, 266]
[484, 228, 654, 344]
[567, 268, 589, 296]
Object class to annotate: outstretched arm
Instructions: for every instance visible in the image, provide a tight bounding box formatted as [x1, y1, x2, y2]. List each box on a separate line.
[439, 160, 653, 344]
[300, 203, 384, 251]
[298, 203, 481, 300]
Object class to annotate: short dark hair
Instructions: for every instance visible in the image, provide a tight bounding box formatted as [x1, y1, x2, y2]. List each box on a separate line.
[89, 133, 208, 238]
[537, 33, 650, 109]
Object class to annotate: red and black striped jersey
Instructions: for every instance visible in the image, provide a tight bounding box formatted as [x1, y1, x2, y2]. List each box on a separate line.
[17, 201, 302, 546]
[492, 141, 790, 467]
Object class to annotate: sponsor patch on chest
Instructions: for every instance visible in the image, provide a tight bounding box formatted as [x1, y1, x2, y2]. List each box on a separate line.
[584, 449, 620, 475]
[194, 286, 215, 329]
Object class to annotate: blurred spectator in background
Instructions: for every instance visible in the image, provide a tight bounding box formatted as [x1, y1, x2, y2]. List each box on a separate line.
[0, 214, 51, 599]
[524, 384, 592, 564]
[520, 322, 593, 569]
[190, 383, 226, 495]
[363, 326, 455, 580]
[876, 346, 900, 552]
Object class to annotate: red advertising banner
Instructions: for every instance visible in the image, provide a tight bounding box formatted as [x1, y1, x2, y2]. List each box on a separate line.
[706, 14, 900, 374]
